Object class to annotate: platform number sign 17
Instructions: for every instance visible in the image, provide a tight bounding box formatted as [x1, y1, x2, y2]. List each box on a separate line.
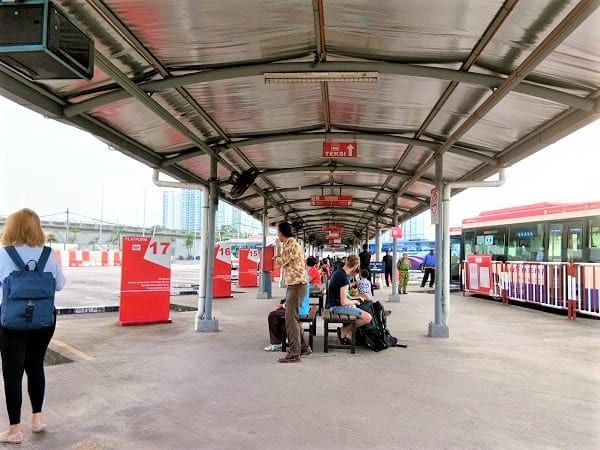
[149, 241, 170, 254]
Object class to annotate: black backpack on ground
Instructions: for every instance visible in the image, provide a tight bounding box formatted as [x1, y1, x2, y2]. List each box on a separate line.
[356, 300, 401, 352]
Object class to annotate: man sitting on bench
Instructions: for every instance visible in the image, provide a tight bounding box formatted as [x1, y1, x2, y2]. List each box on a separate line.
[327, 255, 373, 344]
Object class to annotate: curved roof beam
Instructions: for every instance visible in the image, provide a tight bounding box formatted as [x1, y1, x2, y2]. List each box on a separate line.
[63, 61, 595, 118]
[255, 165, 435, 186]
[300, 216, 389, 230]
[236, 183, 399, 203]
[376, 0, 600, 217]
[162, 131, 497, 167]
[289, 207, 392, 221]
[252, 197, 389, 214]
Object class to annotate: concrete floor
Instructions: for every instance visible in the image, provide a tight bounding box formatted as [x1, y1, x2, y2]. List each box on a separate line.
[1, 266, 599, 449]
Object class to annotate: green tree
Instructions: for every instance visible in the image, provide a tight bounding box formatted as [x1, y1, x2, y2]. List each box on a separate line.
[185, 233, 195, 258]
[46, 233, 57, 244]
[67, 227, 80, 244]
[219, 225, 235, 241]
[109, 226, 123, 248]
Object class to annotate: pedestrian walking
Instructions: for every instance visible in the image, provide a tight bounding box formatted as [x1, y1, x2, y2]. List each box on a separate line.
[420, 249, 436, 288]
[0, 209, 65, 444]
[382, 250, 393, 287]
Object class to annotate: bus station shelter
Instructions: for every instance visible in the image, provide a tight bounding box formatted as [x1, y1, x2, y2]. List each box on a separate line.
[1, 0, 600, 333]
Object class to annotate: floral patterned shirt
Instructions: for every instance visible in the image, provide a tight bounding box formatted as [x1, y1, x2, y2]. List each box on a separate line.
[275, 237, 306, 286]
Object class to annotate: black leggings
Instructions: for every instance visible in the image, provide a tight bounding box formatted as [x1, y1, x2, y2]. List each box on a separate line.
[0, 324, 55, 425]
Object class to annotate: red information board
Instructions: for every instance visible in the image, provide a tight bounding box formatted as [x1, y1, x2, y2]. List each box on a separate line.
[391, 227, 403, 239]
[213, 245, 232, 298]
[239, 248, 260, 287]
[310, 195, 353, 207]
[323, 224, 344, 232]
[465, 254, 493, 295]
[119, 236, 172, 326]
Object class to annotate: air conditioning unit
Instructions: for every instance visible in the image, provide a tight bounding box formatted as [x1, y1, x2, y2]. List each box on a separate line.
[0, 0, 94, 80]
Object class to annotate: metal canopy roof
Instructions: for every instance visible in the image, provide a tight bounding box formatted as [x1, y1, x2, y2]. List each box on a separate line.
[1, 0, 599, 246]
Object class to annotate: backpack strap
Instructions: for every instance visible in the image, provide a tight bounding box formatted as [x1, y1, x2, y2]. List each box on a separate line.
[4, 246, 27, 271]
[36, 247, 52, 272]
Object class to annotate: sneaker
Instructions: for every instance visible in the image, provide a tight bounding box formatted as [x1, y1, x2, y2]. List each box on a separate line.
[278, 355, 301, 363]
[300, 347, 312, 356]
[264, 344, 282, 352]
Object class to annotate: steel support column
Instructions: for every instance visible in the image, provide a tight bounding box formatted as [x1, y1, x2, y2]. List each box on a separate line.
[257, 197, 272, 299]
[198, 157, 220, 332]
[429, 155, 448, 337]
[389, 195, 400, 302]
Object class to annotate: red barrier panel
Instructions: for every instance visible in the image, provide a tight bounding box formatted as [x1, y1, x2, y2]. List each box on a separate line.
[238, 248, 259, 287]
[81, 250, 90, 266]
[113, 251, 121, 266]
[69, 251, 83, 267]
[567, 264, 577, 320]
[119, 236, 172, 326]
[465, 254, 492, 295]
[213, 245, 232, 298]
[54, 250, 62, 267]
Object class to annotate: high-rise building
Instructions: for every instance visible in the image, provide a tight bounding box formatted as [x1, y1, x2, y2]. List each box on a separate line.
[163, 190, 260, 236]
[162, 191, 180, 230]
[401, 211, 434, 240]
[180, 189, 202, 232]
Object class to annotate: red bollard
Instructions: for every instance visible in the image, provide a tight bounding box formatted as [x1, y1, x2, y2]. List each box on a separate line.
[567, 299, 577, 320]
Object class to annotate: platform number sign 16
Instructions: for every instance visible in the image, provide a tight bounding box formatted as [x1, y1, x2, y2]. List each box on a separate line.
[149, 241, 170, 254]
[219, 246, 231, 257]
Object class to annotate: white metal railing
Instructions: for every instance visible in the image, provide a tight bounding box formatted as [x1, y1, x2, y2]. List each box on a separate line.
[462, 260, 600, 318]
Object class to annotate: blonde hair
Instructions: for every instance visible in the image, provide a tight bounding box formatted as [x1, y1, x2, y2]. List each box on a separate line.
[345, 254, 360, 268]
[2, 208, 46, 246]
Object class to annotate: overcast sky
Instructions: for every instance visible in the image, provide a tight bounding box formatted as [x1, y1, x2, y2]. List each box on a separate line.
[1, 95, 598, 229]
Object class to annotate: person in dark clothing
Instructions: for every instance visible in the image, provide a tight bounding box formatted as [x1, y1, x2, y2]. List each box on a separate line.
[358, 244, 371, 271]
[382, 250, 393, 287]
[420, 249, 436, 288]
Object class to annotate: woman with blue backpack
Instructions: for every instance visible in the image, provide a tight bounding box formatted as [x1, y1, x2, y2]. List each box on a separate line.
[0, 208, 65, 444]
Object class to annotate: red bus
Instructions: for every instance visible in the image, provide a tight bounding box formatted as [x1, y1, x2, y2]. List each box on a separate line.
[460, 201, 600, 317]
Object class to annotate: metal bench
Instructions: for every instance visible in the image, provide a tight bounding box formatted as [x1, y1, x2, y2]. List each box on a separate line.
[323, 310, 357, 354]
[309, 287, 324, 315]
[281, 305, 319, 352]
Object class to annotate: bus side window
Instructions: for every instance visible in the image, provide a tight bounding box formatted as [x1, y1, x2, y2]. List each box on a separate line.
[588, 218, 600, 262]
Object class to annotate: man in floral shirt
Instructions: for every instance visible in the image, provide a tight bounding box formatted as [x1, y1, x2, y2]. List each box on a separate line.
[273, 222, 309, 363]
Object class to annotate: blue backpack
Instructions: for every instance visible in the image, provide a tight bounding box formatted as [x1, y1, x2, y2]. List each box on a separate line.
[1, 246, 56, 330]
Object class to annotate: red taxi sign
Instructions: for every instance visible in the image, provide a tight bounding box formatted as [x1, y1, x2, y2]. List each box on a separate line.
[323, 224, 344, 232]
[322, 141, 358, 158]
[310, 195, 353, 207]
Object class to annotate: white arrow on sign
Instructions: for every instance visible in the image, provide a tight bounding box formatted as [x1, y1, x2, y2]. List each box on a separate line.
[346, 143, 354, 157]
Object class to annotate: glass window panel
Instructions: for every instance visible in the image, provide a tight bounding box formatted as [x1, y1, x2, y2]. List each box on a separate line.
[507, 224, 545, 261]
[589, 218, 600, 263]
[548, 223, 562, 262]
[567, 223, 583, 262]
